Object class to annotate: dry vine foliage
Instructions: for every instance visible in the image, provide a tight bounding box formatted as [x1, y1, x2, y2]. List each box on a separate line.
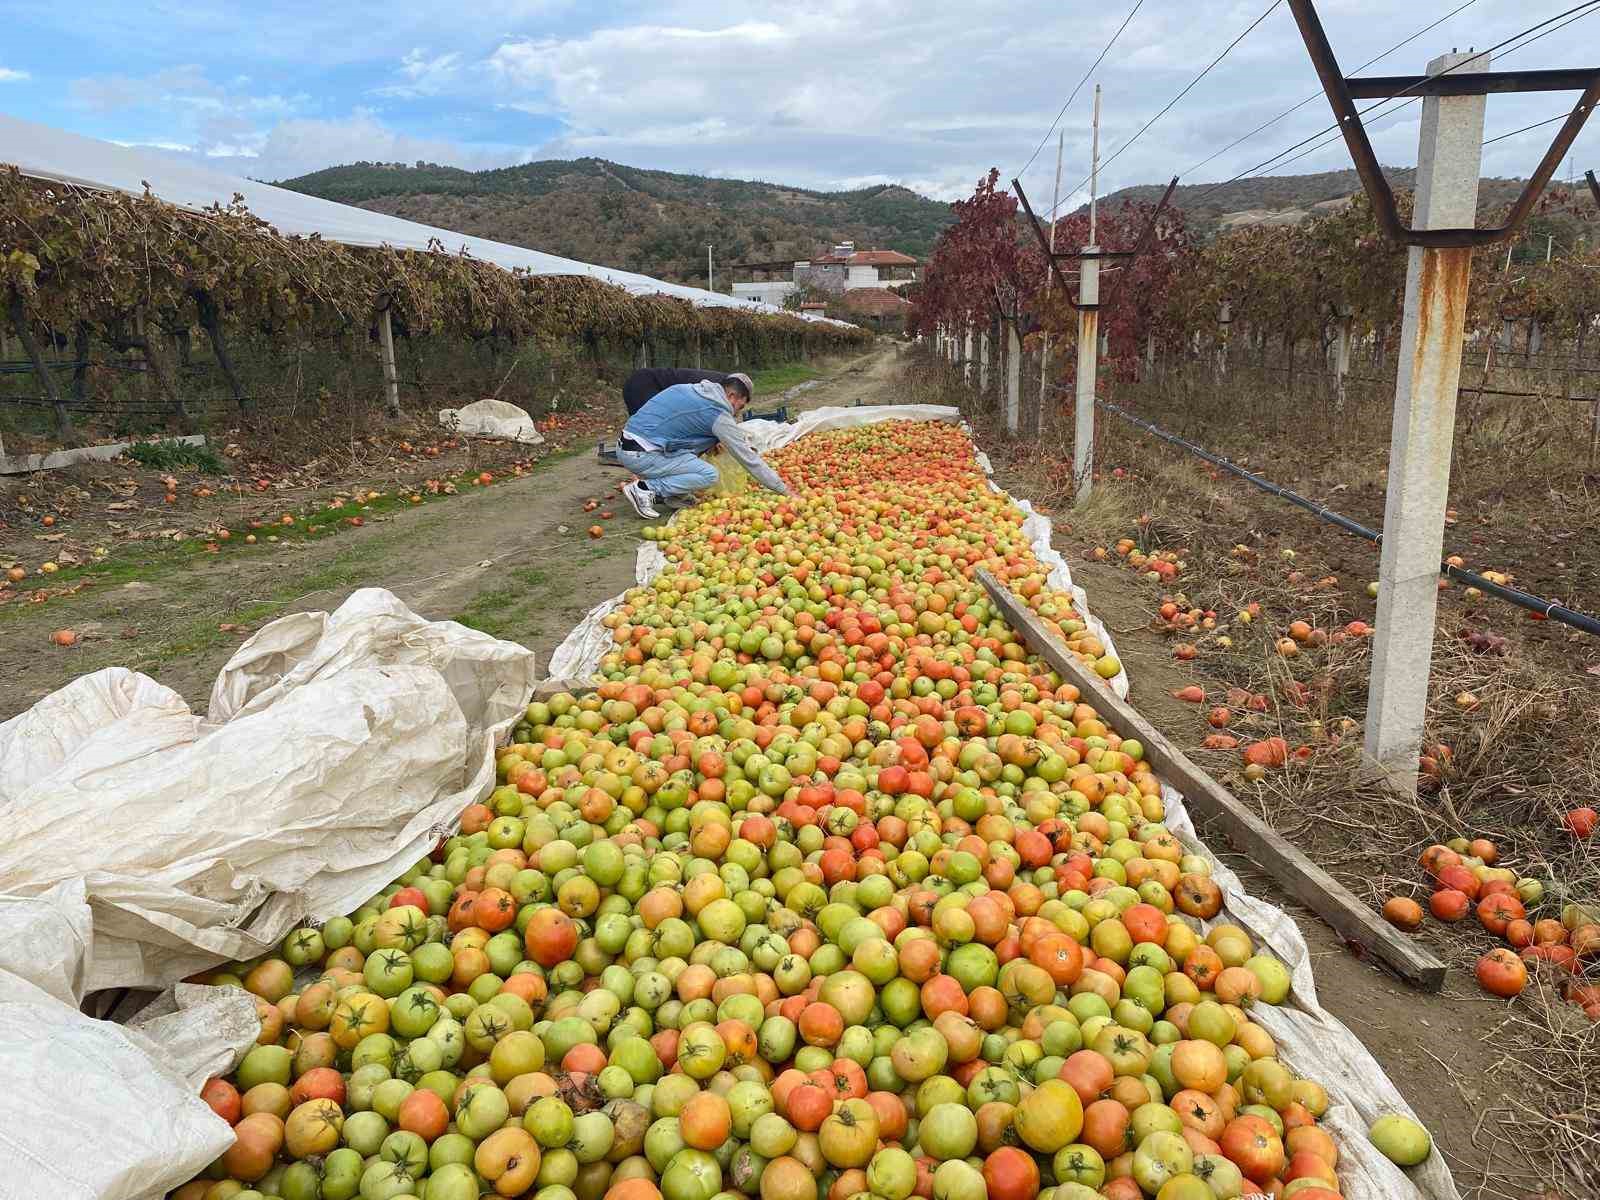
[0, 168, 870, 441]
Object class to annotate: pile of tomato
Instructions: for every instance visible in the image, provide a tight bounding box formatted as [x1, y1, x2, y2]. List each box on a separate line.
[175, 421, 1389, 1200]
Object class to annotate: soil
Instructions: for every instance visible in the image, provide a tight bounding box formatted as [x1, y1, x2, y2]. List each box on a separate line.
[0, 345, 902, 718]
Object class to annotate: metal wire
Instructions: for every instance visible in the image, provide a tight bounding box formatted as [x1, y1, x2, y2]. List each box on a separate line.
[1177, 0, 1480, 179]
[1048, 0, 1287, 217]
[1015, 0, 1147, 182]
[1083, 393, 1600, 636]
[1186, 0, 1600, 204]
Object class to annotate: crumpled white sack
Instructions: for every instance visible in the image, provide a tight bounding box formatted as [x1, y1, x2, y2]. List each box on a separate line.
[0, 588, 538, 992]
[0, 885, 258, 1200]
[439, 397, 546, 444]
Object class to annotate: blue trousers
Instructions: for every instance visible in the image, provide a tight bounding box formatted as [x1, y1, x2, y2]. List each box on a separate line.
[616, 448, 718, 502]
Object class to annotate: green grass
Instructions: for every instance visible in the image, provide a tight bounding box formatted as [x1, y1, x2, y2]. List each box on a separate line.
[748, 362, 824, 395]
[126, 439, 227, 474]
[454, 566, 555, 639]
[0, 456, 585, 619]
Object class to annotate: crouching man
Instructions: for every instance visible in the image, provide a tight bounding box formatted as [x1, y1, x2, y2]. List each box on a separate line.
[617, 374, 790, 518]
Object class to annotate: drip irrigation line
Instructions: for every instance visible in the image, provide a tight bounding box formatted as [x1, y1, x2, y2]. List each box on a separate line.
[1077, 392, 1600, 635]
[1185, 0, 1600, 204]
[1048, 0, 1286, 218]
[1015, 0, 1147, 182]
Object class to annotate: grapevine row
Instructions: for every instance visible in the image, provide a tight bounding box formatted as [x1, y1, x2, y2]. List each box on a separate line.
[0, 168, 870, 443]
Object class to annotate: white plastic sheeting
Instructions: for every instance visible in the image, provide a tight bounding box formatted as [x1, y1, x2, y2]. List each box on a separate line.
[0, 113, 853, 328]
[0, 588, 538, 991]
[0, 881, 260, 1200]
[547, 406, 1130, 699]
[439, 397, 547, 445]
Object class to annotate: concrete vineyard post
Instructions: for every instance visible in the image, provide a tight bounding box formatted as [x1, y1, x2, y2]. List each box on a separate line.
[1363, 49, 1488, 791]
[980, 328, 990, 395]
[963, 325, 974, 387]
[1074, 252, 1100, 506]
[1333, 309, 1352, 410]
[1006, 321, 1022, 436]
[378, 306, 401, 417]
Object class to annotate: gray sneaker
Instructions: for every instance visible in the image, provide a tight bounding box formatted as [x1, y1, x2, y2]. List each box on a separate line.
[623, 480, 660, 519]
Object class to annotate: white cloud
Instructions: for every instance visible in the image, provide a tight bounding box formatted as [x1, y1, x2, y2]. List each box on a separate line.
[0, 67, 29, 84]
[224, 111, 511, 179]
[374, 49, 465, 98]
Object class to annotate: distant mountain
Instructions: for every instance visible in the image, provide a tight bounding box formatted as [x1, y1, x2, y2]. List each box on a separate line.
[1093, 166, 1591, 246]
[277, 158, 954, 284]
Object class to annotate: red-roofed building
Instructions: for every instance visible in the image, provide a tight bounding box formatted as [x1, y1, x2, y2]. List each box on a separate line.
[840, 286, 913, 331]
[731, 240, 919, 305]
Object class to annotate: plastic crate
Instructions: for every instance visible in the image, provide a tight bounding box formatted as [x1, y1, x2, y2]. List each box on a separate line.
[745, 405, 788, 424]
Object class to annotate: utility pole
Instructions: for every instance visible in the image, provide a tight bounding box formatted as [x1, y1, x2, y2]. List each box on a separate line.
[1363, 50, 1489, 789]
[1075, 85, 1103, 506]
[1039, 130, 1065, 434]
[707, 244, 714, 292]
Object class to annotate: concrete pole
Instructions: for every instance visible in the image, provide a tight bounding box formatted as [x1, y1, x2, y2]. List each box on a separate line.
[1006, 321, 1022, 435]
[979, 328, 990, 395]
[1040, 129, 1065, 429]
[1217, 301, 1232, 377]
[378, 307, 400, 417]
[1074, 254, 1100, 505]
[1333, 311, 1352, 410]
[1364, 50, 1488, 790]
[963, 325, 974, 387]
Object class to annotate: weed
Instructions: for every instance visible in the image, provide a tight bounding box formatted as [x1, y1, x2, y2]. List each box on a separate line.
[126, 438, 226, 474]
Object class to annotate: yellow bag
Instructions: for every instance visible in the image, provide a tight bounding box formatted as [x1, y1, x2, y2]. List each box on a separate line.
[706, 450, 752, 497]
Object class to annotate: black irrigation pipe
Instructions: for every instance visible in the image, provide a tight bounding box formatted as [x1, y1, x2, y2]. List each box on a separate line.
[1092, 396, 1600, 637]
[1240, 361, 1600, 402]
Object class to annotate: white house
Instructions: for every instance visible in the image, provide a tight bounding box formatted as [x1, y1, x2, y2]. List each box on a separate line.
[731, 242, 918, 305]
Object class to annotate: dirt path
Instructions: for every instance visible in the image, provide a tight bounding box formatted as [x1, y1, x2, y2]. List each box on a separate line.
[0, 343, 906, 718]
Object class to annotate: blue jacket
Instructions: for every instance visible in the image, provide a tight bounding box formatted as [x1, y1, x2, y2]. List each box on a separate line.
[623, 380, 790, 495]
[623, 380, 727, 453]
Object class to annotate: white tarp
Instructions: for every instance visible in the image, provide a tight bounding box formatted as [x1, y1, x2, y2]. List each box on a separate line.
[439, 397, 547, 445]
[0, 588, 538, 991]
[0, 881, 260, 1200]
[0, 113, 853, 328]
[549, 405, 1131, 700]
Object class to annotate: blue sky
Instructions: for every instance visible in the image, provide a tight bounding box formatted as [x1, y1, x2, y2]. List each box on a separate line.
[1, 1, 1597, 204]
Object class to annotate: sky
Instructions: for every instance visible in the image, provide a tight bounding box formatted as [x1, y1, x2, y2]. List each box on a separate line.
[1, 0, 1598, 210]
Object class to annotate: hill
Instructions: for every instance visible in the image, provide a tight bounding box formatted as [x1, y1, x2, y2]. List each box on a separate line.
[1095, 166, 1590, 250]
[277, 158, 954, 284]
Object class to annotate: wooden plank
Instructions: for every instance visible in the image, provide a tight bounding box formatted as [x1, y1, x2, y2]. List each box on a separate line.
[976, 568, 1447, 991]
[0, 434, 206, 476]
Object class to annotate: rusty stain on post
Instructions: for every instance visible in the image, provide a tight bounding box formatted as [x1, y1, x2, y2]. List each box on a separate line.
[1073, 293, 1099, 506]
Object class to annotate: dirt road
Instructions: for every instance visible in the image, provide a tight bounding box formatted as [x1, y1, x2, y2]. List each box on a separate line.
[0, 344, 908, 717]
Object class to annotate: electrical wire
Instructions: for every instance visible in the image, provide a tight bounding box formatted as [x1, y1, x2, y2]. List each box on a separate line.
[1015, 0, 1147, 182]
[1046, 0, 1287, 218]
[1483, 111, 1574, 145]
[1178, 0, 1480, 179]
[1183, 0, 1600, 205]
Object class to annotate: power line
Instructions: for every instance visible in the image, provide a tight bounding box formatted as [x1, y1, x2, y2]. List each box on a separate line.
[1185, 0, 1600, 206]
[1178, 0, 1480, 180]
[1016, 0, 1146, 182]
[1047, 0, 1287, 218]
